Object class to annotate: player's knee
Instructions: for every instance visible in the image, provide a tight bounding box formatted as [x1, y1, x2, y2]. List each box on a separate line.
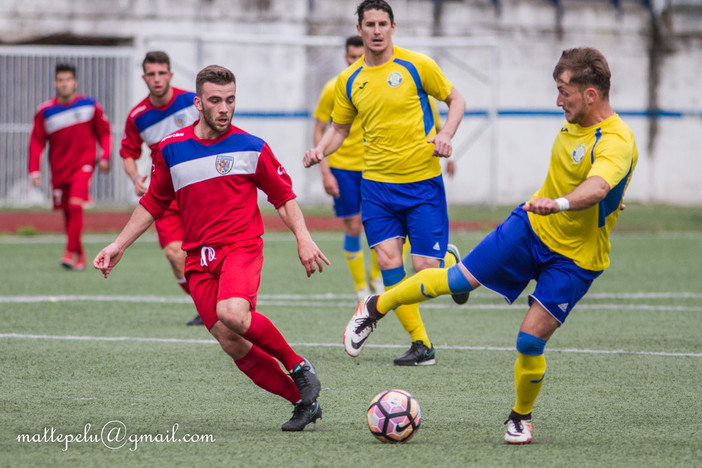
[344, 216, 363, 237]
[216, 300, 251, 334]
[516, 331, 547, 356]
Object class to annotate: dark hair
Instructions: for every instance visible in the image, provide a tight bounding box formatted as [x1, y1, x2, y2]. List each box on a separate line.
[142, 51, 171, 72]
[553, 47, 611, 99]
[356, 0, 394, 25]
[345, 35, 363, 49]
[55, 63, 76, 78]
[195, 65, 236, 96]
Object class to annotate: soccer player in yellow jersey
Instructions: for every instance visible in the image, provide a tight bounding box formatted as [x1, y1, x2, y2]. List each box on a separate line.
[304, 0, 467, 366]
[313, 36, 385, 300]
[342, 47, 638, 444]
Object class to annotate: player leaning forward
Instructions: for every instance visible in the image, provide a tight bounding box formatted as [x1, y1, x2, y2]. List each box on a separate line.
[344, 47, 638, 443]
[94, 65, 330, 431]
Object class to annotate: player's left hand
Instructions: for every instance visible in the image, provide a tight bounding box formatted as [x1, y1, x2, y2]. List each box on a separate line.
[98, 159, 110, 173]
[427, 133, 453, 158]
[523, 197, 560, 215]
[93, 243, 124, 279]
[297, 238, 331, 277]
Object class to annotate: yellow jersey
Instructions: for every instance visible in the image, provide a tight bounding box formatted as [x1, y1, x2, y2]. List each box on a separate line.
[313, 75, 364, 171]
[332, 46, 453, 183]
[528, 113, 638, 271]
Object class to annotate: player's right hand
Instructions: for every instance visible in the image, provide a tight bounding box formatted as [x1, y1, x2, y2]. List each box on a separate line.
[322, 172, 340, 198]
[303, 149, 324, 168]
[29, 173, 41, 187]
[134, 175, 148, 196]
[93, 243, 124, 279]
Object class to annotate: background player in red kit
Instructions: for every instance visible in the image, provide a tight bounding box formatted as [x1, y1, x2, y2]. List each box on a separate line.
[29, 63, 112, 270]
[94, 65, 329, 431]
[120, 51, 202, 325]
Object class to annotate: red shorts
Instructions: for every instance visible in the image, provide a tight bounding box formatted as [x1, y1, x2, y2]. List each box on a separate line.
[154, 200, 184, 248]
[184, 238, 264, 330]
[51, 165, 93, 210]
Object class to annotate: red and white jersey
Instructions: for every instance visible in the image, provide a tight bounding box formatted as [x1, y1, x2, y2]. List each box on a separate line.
[120, 87, 198, 160]
[28, 95, 111, 185]
[140, 123, 296, 252]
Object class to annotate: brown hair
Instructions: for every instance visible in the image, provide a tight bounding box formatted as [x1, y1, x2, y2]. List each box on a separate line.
[142, 51, 171, 72]
[356, 0, 394, 25]
[553, 47, 611, 99]
[55, 63, 76, 78]
[195, 65, 236, 96]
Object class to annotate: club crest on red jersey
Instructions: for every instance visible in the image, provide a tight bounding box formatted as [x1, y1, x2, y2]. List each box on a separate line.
[174, 113, 187, 128]
[215, 155, 234, 175]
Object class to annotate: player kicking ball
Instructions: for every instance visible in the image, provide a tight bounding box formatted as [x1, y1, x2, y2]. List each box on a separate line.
[95, 65, 330, 431]
[344, 47, 637, 444]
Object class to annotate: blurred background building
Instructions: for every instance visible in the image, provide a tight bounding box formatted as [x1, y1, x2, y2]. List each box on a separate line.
[1, 0, 700, 207]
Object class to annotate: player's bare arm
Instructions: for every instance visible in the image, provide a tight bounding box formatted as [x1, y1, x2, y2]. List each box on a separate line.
[313, 118, 341, 197]
[428, 87, 466, 158]
[276, 199, 331, 277]
[524, 175, 610, 215]
[93, 204, 156, 278]
[303, 122, 351, 168]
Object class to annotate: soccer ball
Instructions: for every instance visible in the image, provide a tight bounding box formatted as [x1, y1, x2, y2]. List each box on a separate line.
[366, 389, 421, 443]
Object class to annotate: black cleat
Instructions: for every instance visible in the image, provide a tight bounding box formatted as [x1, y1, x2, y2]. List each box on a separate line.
[289, 358, 321, 405]
[446, 244, 470, 305]
[281, 401, 322, 431]
[393, 340, 436, 366]
[186, 315, 204, 326]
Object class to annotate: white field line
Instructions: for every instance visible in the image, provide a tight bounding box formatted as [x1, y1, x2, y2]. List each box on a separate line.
[1, 293, 701, 312]
[1, 231, 701, 245]
[1, 332, 700, 358]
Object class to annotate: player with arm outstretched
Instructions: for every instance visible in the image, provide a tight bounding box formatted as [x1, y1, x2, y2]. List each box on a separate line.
[342, 47, 638, 444]
[312, 35, 387, 300]
[304, 0, 467, 366]
[96, 65, 330, 431]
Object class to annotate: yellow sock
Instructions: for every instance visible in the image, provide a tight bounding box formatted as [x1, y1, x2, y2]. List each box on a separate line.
[377, 268, 450, 314]
[402, 238, 411, 262]
[344, 250, 368, 292]
[370, 249, 381, 283]
[381, 275, 431, 346]
[443, 250, 457, 268]
[513, 352, 546, 415]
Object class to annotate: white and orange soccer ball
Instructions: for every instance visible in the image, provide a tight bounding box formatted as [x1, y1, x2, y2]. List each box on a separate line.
[366, 389, 421, 443]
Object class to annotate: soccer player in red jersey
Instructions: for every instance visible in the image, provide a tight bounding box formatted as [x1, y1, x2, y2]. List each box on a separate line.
[29, 63, 112, 270]
[121, 51, 202, 325]
[95, 65, 330, 431]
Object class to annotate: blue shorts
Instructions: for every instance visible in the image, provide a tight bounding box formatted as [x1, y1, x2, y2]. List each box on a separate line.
[462, 205, 602, 324]
[329, 167, 362, 218]
[361, 176, 449, 259]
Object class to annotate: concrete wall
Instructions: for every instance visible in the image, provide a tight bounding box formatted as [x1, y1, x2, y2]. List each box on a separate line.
[1, 0, 700, 206]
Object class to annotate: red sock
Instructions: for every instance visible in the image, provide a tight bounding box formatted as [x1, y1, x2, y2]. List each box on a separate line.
[242, 311, 302, 371]
[177, 278, 191, 295]
[234, 345, 300, 404]
[66, 204, 84, 254]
